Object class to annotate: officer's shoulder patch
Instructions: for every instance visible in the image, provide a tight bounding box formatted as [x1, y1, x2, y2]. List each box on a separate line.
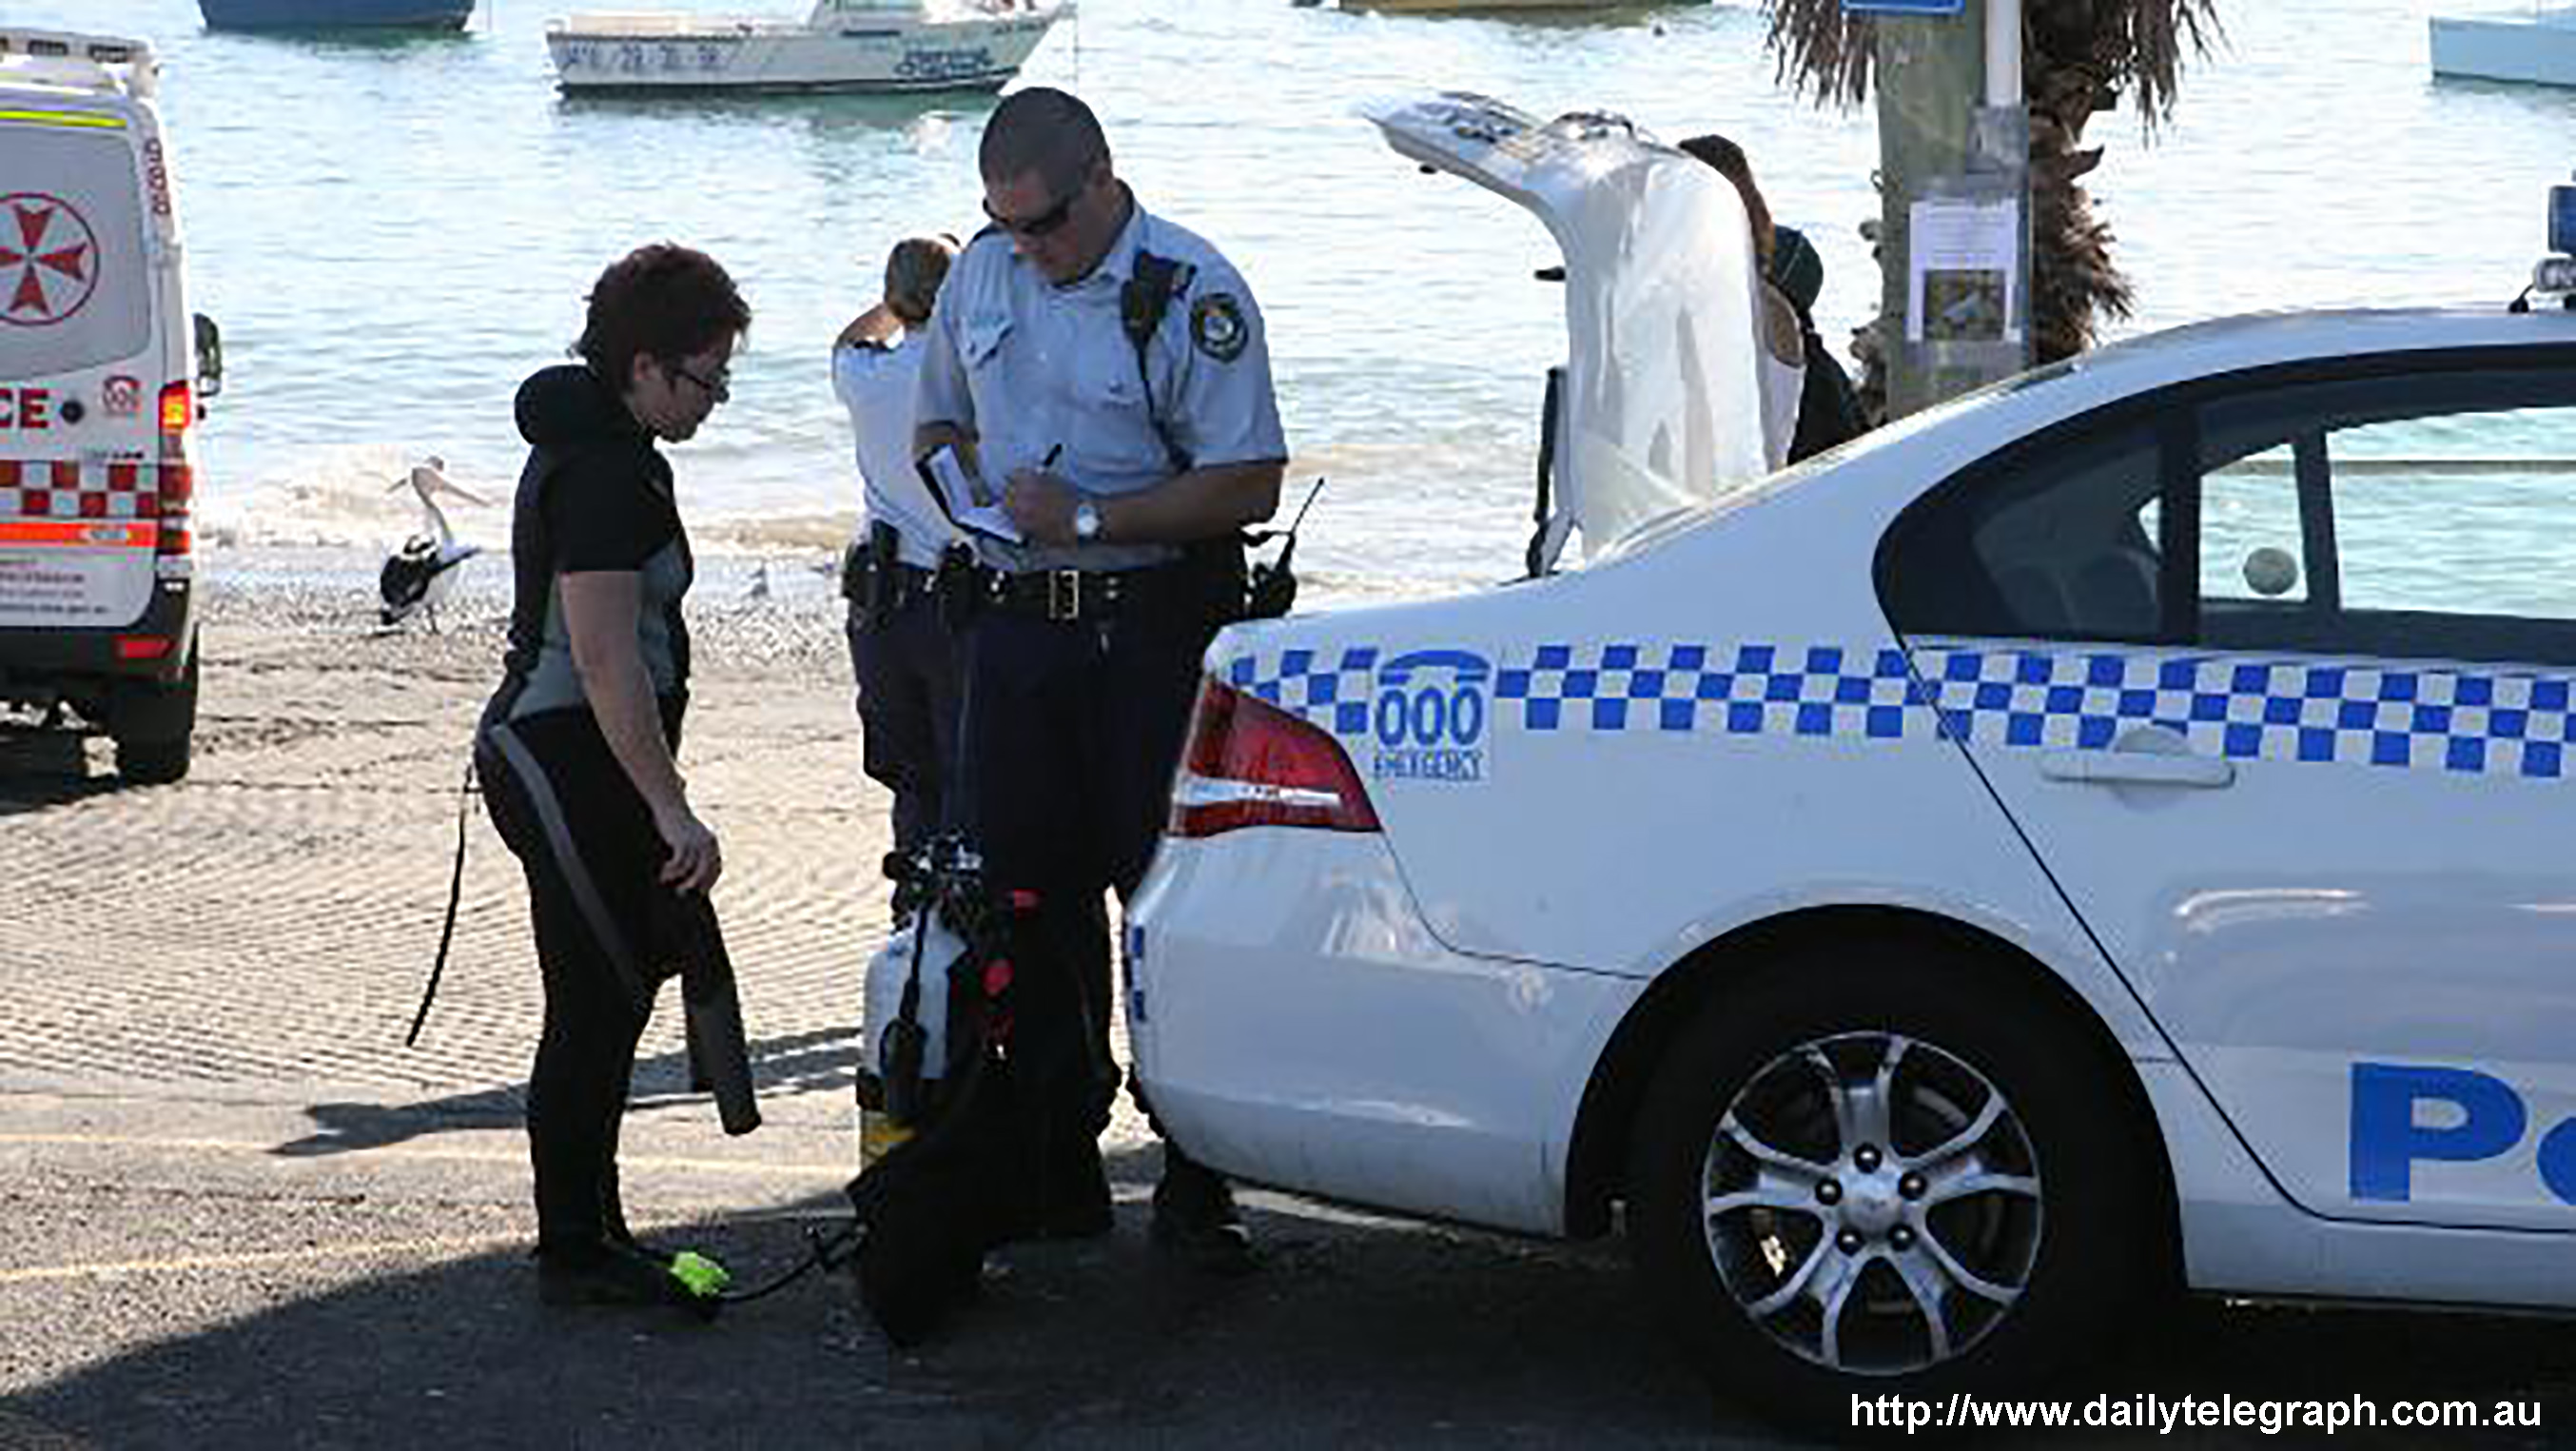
[1189, 292, 1249, 363]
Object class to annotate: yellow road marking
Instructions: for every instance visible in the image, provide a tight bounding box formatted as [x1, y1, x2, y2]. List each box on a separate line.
[0, 1233, 522, 1284]
[0, 1131, 848, 1178]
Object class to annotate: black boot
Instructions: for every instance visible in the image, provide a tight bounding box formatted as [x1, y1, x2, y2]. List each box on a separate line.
[1149, 1148, 1255, 1276]
[537, 1240, 710, 1313]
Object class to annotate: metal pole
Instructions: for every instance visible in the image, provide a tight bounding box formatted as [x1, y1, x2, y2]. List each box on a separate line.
[1985, 0, 2020, 106]
[1874, 0, 2032, 419]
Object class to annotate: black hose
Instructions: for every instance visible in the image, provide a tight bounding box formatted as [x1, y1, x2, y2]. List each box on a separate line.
[714, 1220, 863, 1305]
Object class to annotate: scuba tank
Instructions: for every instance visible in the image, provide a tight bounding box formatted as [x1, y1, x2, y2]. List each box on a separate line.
[855, 835, 983, 1166]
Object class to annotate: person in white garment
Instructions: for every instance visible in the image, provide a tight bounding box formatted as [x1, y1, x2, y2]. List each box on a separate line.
[835, 233, 965, 854]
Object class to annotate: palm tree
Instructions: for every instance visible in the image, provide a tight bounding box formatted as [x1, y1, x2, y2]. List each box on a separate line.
[1764, 0, 2222, 387]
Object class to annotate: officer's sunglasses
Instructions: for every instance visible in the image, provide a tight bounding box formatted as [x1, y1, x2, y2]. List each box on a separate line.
[984, 187, 1080, 240]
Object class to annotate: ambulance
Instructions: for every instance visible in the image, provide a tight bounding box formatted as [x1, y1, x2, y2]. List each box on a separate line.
[0, 30, 218, 784]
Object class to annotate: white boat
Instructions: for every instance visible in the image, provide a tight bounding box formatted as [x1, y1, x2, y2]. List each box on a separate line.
[1342, 0, 1680, 10]
[2430, 6, 2576, 87]
[545, 0, 1067, 93]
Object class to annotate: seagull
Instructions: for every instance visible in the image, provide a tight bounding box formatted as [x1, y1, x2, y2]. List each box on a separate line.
[379, 456, 489, 630]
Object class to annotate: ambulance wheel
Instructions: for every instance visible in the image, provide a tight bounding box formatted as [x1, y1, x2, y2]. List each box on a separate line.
[116, 733, 191, 785]
[1626, 948, 2166, 1429]
[113, 650, 198, 785]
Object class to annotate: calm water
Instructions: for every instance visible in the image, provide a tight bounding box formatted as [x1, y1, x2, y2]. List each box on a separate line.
[26, 0, 2576, 598]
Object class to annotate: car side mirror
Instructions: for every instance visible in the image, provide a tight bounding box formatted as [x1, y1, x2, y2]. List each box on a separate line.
[194, 313, 224, 400]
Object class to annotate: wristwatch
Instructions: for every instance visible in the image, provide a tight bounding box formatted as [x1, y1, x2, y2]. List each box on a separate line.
[1072, 500, 1103, 542]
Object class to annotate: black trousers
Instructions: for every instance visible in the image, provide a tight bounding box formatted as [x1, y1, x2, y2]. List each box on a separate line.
[478, 699, 680, 1259]
[846, 590, 963, 856]
[956, 598, 1210, 1193]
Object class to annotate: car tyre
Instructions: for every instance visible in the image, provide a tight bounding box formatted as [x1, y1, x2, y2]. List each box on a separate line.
[112, 647, 198, 786]
[1628, 946, 2167, 1430]
[116, 732, 191, 785]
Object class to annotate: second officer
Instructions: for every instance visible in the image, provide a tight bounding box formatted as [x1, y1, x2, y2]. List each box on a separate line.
[912, 86, 1284, 1268]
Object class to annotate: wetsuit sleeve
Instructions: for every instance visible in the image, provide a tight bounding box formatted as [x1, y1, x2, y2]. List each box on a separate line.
[541, 455, 668, 574]
[1164, 261, 1287, 471]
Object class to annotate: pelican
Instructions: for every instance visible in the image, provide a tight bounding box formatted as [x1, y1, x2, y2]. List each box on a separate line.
[379, 456, 489, 629]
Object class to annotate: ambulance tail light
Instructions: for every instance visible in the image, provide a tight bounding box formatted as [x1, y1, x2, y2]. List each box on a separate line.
[1168, 679, 1380, 838]
[156, 382, 194, 559]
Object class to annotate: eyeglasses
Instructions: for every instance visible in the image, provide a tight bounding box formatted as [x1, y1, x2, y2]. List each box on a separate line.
[670, 360, 731, 401]
[983, 188, 1079, 240]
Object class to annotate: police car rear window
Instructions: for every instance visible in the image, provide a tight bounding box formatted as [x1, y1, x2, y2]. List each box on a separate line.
[0, 126, 150, 382]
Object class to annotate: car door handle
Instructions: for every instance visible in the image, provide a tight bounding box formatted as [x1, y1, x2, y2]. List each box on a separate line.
[2039, 750, 2235, 789]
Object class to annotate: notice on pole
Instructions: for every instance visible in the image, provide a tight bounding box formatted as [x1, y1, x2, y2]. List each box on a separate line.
[1906, 198, 2020, 344]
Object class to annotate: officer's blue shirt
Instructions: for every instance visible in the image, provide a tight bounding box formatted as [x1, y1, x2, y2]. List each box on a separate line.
[912, 194, 1288, 575]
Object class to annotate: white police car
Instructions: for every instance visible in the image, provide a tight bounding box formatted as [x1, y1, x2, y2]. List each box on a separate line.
[1125, 94, 2576, 1424]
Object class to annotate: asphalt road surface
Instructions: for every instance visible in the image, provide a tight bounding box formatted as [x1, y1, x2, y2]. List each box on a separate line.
[5, 590, 2574, 1449]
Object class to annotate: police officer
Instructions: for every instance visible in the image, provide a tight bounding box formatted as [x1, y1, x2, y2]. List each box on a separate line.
[836, 233, 965, 856]
[913, 88, 1284, 1268]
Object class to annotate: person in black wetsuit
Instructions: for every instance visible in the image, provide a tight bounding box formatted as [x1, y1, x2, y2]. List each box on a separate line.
[476, 242, 750, 1306]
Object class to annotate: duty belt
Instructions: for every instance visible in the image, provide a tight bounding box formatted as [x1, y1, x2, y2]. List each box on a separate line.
[865, 558, 937, 611]
[989, 562, 1184, 623]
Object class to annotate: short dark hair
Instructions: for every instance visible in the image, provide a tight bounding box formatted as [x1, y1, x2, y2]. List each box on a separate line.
[884, 234, 958, 326]
[576, 243, 751, 384]
[979, 87, 1109, 198]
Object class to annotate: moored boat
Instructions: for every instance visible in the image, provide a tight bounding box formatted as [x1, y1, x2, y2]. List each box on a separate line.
[2430, 6, 2576, 87]
[200, 0, 476, 29]
[545, 0, 1066, 93]
[1341, 0, 1680, 11]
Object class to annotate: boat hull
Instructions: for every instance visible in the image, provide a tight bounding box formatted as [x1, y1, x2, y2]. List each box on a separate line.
[546, 12, 1054, 92]
[1344, 0, 1675, 11]
[2430, 9, 2576, 87]
[201, 0, 475, 29]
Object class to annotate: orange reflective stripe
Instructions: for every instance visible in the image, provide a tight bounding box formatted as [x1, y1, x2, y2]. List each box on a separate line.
[0, 520, 155, 547]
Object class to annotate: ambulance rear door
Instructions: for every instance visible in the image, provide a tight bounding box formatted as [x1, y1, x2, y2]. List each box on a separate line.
[0, 88, 166, 633]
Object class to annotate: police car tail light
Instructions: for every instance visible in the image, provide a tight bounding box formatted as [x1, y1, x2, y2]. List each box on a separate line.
[1169, 679, 1381, 838]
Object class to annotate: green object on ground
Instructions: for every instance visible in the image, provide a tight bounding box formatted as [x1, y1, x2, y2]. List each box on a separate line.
[668, 1249, 732, 1298]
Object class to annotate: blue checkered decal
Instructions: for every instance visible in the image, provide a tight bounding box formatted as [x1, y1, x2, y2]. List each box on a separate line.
[1915, 646, 2576, 779]
[1221, 639, 2576, 780]
[1227, 646, 1381, 737]
[1497, 643, 1927, 739]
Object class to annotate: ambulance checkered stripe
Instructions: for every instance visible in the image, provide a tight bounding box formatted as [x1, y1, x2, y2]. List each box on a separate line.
[0, 460, 162, 520]
[1221, 641, 2576, 780]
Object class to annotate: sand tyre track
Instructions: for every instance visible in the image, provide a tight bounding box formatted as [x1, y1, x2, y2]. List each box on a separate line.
[1626, 947, 2170, 1431]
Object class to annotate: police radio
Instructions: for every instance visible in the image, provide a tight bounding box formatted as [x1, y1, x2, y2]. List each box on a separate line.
[1244, 476, 1325, 620]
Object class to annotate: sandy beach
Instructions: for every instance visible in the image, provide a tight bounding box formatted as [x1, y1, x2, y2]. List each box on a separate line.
[0, 538, 1161, 1130]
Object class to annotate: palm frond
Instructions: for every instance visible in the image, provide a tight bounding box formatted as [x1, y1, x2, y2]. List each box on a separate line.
[1764, 0, 1875, 108]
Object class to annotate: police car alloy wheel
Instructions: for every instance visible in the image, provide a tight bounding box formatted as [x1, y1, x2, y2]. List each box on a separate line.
[1627, 947, 2174, 1426]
